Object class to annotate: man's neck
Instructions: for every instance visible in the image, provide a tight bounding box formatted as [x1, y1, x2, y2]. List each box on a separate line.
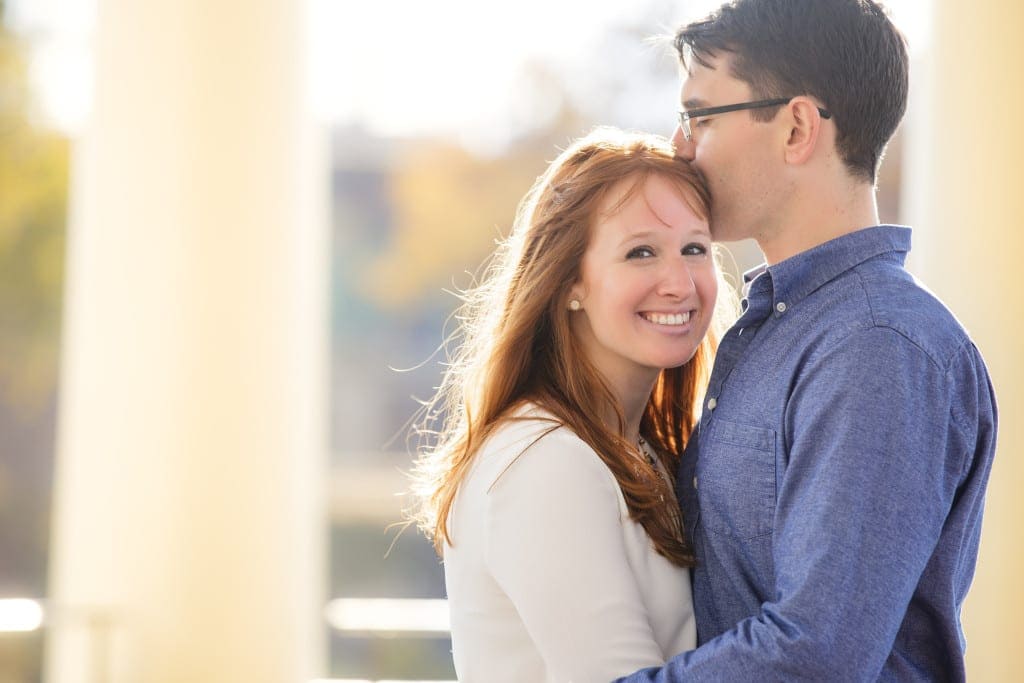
[759, 180, 880, 265]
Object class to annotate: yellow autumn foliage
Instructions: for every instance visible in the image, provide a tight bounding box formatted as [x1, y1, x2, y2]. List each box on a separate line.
[361, 141, 549, 310]
[0, 23, 70, 411]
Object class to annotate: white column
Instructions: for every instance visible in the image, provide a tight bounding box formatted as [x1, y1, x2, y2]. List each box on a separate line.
[46, 1, 327, 681]
[902, 2, 1024, 680]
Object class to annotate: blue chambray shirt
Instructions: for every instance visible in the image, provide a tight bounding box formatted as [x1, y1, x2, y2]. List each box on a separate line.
[618, 226, 997, 682]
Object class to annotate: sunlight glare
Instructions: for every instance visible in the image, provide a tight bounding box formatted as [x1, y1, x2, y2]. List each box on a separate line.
[0, 598, 44, 632]
[324, 597, 450, 634]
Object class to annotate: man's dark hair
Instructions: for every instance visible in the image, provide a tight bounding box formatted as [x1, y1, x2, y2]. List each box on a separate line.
[675, 0, 908, 182]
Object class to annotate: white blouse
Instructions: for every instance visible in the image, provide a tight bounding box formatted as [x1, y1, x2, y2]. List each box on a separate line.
[444, 405, 696, 683]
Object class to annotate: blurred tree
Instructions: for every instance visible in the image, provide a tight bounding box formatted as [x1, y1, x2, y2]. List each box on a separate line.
[361, 141, 545, 310]
[359, 65, 594, 313]
[0, 1, 69, 680]
[0, 1, 68, 411]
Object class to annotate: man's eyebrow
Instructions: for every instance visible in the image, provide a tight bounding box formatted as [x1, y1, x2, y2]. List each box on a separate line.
[682, 98, 708, 110]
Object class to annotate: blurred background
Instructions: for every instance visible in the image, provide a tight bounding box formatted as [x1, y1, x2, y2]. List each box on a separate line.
[0, 0, 1019, 681]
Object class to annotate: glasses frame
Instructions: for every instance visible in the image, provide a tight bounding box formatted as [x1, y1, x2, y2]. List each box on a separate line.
[678, 97, 832, 141]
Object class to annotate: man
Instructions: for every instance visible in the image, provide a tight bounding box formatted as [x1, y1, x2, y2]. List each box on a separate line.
[617, 0, 997, 680]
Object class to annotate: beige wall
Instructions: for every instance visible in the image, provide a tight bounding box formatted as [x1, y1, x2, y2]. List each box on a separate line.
[903, 2, 1024, 680]
[46, 1, 328, 681]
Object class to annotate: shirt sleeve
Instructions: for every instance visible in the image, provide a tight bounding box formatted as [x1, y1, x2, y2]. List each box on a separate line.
[484, 429, 666, 683]
[616, 326, 988, 682]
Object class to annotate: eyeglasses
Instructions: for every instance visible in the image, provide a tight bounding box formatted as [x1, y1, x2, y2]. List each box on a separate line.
[677, 97, 832, 141]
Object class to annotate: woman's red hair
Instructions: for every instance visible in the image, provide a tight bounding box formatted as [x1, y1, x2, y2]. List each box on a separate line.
[410, 127, 728, 567]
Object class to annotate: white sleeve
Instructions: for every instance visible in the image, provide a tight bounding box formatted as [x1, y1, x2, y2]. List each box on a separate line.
[484, 431, 664, 683]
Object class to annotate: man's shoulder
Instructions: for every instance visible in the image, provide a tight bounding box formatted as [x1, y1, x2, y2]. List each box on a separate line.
[847, 259, 972, 369]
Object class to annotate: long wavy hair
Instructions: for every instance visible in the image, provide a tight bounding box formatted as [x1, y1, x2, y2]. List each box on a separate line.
[411, 127, 726, 567]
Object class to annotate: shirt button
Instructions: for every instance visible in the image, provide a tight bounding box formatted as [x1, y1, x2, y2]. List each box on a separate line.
[776, 301, 787, 314]
[692, 476, 698, 490]
[707, 397, 717, 411]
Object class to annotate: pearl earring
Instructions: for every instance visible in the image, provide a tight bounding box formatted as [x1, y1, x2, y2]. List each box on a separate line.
[569, 299, 581, 311]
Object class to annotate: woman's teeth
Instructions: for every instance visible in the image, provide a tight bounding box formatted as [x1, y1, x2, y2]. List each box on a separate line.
[642, 311, 691, 326]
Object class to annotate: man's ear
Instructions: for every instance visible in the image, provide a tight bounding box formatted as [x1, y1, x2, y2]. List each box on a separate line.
[783, 97, 826, 166]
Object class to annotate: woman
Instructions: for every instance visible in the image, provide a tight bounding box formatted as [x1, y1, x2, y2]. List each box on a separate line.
[411, 127, 726, 682]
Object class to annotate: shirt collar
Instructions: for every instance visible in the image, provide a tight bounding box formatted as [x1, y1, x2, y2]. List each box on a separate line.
[742, 225, 912, 308]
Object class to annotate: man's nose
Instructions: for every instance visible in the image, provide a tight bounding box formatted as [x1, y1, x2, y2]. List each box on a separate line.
[672, 125, 695, 161]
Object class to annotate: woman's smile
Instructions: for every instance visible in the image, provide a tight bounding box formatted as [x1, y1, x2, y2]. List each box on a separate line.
[639, 310, 694, 326]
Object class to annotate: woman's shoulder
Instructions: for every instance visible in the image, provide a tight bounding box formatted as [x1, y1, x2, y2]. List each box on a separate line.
[484, 402, 591, 460]
[478, 402, 617, 494]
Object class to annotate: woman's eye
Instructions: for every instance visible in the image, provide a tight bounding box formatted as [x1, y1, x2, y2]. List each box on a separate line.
[626, 246, 656, 259]
[682, 243, 709, 257]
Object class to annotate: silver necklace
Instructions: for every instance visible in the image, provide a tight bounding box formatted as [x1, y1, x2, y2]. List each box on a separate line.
[637, 436, 668, 503]
[636, 435, 657, 466]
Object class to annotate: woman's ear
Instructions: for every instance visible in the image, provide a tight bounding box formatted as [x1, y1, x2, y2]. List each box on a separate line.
[567, 284, 586, 310]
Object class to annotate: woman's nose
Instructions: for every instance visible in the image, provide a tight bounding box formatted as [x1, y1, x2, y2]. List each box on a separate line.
[658, 259, 696, 299]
